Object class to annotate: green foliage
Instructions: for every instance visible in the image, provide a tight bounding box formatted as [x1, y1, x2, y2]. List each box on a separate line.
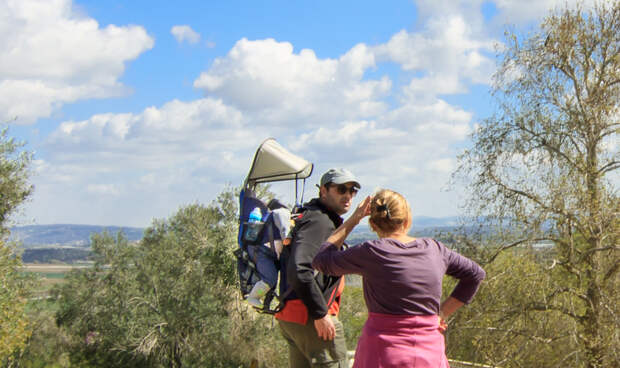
[0, 126, 33, 235]
[339, 277, 367, 349]
[0, 242, 35, 366]
[51, 186, 291, 367]
[0, 126, 36, 366]
[15, 300, 74, 368]
[444, 249, 579, 367]
[21, 248, 93, 264]
[453, 2, 619, 367]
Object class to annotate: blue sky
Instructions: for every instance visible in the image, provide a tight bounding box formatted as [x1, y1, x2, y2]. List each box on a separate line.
[3, 0, 595, 227]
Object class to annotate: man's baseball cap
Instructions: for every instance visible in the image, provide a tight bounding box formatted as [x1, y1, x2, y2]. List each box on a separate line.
[319, 168, 361, 189]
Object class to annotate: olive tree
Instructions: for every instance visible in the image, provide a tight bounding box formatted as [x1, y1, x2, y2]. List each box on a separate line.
[0, 126, 33, 234]
[55, 187, 287, 367]
[454, 2, 619, 367]
[0, 126, 34, 365]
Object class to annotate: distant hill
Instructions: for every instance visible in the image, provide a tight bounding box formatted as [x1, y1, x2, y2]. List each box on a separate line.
[10, 217, 461, 263]
[9, 217, 458, 249]
[20, 247, 93, 263]
[411, 216, 460, 228]
[347, 216, 463, 244]
[9, 224, 144, 248]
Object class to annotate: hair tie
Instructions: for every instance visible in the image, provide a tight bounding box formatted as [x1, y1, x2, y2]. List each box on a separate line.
[376, 204, 391, 220]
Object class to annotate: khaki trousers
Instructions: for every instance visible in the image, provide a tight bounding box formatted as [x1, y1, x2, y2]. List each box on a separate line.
[278, 315, 348, 368]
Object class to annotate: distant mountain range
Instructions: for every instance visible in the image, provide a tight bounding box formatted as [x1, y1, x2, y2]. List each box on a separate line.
[9, 224, 144, 248]
[9, 216, 460, 249]
[354, 216, 461, 231]
[410, 216, 461, 229]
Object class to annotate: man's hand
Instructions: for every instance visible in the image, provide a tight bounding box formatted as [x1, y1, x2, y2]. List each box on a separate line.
[314, 315, 336, 341]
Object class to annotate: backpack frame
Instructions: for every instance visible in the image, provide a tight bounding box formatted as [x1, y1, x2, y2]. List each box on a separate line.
[234, 138, 313, 314]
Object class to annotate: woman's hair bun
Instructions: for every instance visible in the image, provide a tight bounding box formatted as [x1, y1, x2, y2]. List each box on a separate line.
[369, 189, 410, 234]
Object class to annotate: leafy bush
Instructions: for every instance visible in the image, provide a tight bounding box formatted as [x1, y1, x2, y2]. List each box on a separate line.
[1, 244, 32, 365]
[50, 188, 292, 367]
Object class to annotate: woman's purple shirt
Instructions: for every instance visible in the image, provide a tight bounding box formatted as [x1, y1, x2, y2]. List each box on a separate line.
[312, 237, 485, 315]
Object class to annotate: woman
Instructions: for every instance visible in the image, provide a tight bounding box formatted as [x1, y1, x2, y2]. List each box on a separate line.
[312, 189, 485, 368]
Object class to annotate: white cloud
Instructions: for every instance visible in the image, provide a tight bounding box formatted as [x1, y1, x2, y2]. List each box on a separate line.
[491, 0, 599, 24]
[194, 38, 390, 127]
[171, 25, 201, 44]
[87, 184, 120, 196]
[25, 97, 259, 225]
[24, 1, 519, 226]
[402, 74, 465, 102]
[372, 17, 496, 86]
[47, 98, 249, 168]
[0, 0, 154, 124]
[190, 7, 483, 174]
[427, 158, 455, 173]
[34, 80, 473, 226]
[414, 0, 598, 26]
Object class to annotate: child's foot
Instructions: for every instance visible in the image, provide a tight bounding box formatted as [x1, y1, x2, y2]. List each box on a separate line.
[246, 296, 263, 308]
[246, 280, 271, 308]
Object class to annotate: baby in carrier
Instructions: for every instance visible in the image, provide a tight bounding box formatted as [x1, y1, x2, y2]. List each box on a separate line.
[244, 199, 292, 308]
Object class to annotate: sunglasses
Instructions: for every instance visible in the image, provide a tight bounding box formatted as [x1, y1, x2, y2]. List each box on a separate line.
[331, 184, 359, 196]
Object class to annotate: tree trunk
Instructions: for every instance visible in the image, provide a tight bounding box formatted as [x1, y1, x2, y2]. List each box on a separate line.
[582, 260, 604, 368]
[582, 144, 604, 368]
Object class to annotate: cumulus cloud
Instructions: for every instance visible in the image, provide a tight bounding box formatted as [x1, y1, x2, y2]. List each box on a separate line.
[185, 25, 482, 217]
[26, 0, 524, 226]
[171, 25, 201, 44]
[415, 0, 598, 26]
[194, 38, 390, 127]
[37, 83, 473, 226]
[29, 97, 258, 225]
[87, 184, 121, 196]
[372, 17, 496, 89]
[48, 98, 249, 168]
[491, 0, 599, 24]
[0, 0, 154, 124]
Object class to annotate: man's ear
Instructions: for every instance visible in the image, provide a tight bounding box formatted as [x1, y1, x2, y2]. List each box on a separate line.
[319, 185, 328, 198]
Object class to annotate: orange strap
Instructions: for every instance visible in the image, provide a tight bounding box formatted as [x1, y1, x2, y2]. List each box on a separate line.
[275, 277, 345, 325]
[275, 299, 309, 325]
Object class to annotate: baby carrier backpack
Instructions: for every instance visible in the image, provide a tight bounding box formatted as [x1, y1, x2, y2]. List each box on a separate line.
[234, 138, 313, 314]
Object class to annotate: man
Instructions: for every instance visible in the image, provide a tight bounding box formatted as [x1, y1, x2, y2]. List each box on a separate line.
[275, 168, 361, 368]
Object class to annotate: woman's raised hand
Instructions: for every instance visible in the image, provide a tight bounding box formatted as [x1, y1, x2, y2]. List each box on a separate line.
[351, 195, 372, 224]
[327, 196, 374, 248]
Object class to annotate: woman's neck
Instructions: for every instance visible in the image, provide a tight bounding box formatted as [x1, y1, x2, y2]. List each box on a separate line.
[377, 232, 416, 243]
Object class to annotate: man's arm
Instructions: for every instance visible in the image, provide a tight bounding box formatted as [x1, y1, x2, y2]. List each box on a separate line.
[286, 213, 334, 320]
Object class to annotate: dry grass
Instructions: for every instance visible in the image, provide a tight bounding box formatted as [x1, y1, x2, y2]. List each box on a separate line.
[22, 263, 90, 273]
[22, 263, 91, 298]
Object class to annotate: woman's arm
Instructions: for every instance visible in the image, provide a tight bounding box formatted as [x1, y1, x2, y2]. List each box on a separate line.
[437, 296, 464, 333]
[441, 242, 486, 305]
[312, 239, 371, 276]
[326, 196, 372, 248]
[439, 296, 465, 320]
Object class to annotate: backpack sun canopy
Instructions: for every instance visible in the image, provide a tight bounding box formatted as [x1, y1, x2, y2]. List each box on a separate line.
[245, 138, 313, 186]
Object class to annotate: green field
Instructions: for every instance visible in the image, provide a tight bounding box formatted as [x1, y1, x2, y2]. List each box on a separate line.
[22, 263, 90, 298]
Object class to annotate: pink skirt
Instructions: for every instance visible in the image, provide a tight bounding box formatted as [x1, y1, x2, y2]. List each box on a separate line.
[353, 313, 450, 368]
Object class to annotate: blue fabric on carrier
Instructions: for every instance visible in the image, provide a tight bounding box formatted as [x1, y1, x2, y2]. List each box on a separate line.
[237, 189, 282, 293]
[247, 243, 279, 288]
[248, 212, 283, 288]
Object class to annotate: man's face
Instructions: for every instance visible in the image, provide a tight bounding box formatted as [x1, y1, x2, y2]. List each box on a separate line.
[320, 182, 359, 215]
